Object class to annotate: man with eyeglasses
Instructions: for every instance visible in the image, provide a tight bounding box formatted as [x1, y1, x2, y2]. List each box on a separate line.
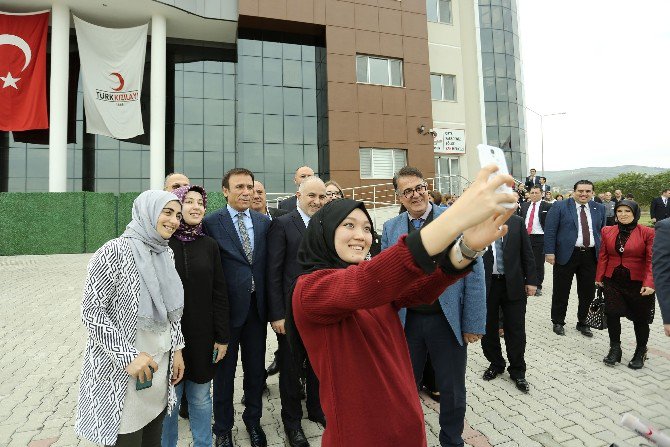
[381, 166, 486, 447]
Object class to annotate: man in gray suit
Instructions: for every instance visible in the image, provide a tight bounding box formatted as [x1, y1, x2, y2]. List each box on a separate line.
[652, 219, 670, 337]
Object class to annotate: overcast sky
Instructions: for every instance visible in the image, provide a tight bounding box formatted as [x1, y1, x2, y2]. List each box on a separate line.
[517, 0, 670, 172]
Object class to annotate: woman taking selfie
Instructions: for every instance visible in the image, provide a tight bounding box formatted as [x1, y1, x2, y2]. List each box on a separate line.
[76, 190, 186, 447]
[289, 166, 516, 446]
[596, 200, 655, 369]
[161, 185, 230, 447]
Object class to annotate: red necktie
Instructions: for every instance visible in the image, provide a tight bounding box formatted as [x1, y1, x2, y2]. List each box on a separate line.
[526, 202, 536, 234]
[580, 205, 591, 247]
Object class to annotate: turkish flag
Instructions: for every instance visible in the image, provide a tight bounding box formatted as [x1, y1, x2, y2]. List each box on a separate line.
[0, 10, 49, 131]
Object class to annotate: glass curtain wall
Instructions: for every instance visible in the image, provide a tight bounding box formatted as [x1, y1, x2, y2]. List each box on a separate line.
[479, 0, 527, 178]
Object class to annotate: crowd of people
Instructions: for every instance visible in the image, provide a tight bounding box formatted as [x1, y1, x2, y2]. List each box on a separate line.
[73, 163, 670, 447]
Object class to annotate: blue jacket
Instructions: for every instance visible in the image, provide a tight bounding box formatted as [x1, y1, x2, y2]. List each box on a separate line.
[203, 208, 271, 328]
[381, 203, 486, 346]
[543, 198, 606, 265]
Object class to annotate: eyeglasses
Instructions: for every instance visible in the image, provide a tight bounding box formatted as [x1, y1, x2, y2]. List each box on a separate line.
[326, 191, 343, 198]
[399, 184, 428, 199]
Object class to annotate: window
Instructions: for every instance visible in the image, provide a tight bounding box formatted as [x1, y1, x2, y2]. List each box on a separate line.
[427, 0, 453, 24]
[359, 148, 407, 179]
[356, 55, 403, 87]
[430, 74, 456, 101]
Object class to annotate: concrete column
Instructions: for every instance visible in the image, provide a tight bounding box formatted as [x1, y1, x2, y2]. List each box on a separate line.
[48, 2, 70, 192]
[149, 14, 166, 190]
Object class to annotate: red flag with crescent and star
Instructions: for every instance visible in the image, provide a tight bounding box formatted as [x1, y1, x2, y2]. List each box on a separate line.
[0, 10, 49, 131]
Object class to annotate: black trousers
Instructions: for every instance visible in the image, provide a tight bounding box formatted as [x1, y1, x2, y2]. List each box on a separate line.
[108, 409, 166, 447]
[529, 234, 545, 288]
[213, 297, 267, 434]
[482, 277, 527, 379]
[551, 248, 596, 325]
[607, 315, 650, 347]
[277, 333, 323, 430]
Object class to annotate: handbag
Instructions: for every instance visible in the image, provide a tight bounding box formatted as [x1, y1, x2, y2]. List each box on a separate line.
[585, 286, 607, 330]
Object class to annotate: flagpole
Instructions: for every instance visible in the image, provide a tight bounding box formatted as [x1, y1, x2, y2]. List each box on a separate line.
[48, 3, 70, 192]
[150, 14, 167, 190]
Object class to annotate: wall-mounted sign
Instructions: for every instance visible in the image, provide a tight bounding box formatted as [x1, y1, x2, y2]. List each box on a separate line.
[434, 128, 466, 154]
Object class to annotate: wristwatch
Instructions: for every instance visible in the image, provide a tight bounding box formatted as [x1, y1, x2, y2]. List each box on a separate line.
[454, 235, 488, 262]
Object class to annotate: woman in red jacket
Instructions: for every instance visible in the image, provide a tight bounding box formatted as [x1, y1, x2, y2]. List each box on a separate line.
[596, 200, 655, 369]
[288, 166, 516, 446]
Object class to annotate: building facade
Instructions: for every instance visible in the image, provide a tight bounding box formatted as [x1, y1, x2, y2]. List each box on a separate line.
[0, 0, 527, 194]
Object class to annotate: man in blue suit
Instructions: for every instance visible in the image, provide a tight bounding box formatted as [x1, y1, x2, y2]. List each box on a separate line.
[382, 166, 486, 447]
[203, 168, 271, 447]
[544, 179, 606, 337]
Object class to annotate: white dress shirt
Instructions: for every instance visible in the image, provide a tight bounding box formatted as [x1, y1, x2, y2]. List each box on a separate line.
[525, 201, 544, 235]
[575, 201, 595, 248]
[297, 205, 311, 227]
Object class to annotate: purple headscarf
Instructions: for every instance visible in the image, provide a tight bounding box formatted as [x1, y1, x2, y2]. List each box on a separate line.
[172, 184, 207, 242]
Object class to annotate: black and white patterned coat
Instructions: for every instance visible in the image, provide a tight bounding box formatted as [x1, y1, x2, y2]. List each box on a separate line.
[75, 238, 185, 445]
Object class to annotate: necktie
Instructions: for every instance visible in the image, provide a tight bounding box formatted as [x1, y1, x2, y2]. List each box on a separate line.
[237, 212, 255, 292]
[495, 238, 505, 274]
[526, 202, 536, 234]
[580, 205, 590, 247]
[412, 218, 424, 229]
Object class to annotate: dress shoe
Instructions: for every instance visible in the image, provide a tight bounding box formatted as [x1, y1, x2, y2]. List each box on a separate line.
[576, 323, 593, 337]
[483, 366, 503, 381]
[308, 413, 326, 427]
[284, 427, 310, 447]
[266, 359, 279, 376]
[603, 343, 622, 366]
[513, 378, 530, 393]
[246, 425, 267, 447]
[552, 323, 565, 336]
[427, 390, 440, 403]
[628, 346, 648, 370]
[178, 402, 189, 419]
[215, 431, 235, 447]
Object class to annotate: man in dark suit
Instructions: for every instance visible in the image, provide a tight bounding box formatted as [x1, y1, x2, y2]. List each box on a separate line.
[267, 176, 327, 446]
[544, 180, 606, 337]
[650, 188, 670, 224]
[250, 180, 287, 378]
[652, 219, 670, 337]
[203, 168, 271, 447]
[524, 168, 540, 191]
[278, 166, 315, 211]
[520, 186, 551, 296]
[482, 214, 537, 392]
[538, 176, 551, 194]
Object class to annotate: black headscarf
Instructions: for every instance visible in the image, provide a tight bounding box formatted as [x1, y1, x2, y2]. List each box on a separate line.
[614, 199, 640, 252]
[285, 199, 374, 378]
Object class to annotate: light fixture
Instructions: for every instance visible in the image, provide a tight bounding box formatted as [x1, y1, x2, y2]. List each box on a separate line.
[417, 124, 437, 137]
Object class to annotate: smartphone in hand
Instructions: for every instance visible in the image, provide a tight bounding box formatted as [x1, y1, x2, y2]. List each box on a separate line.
[477, 144, 517, 209]
[135, 366, 154, 391]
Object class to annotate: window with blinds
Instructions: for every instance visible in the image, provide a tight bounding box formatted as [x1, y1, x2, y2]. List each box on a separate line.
[359, 148, 407, 179]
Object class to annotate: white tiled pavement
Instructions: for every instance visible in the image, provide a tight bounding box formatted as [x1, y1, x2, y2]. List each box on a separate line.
[0, 254, 668, 447]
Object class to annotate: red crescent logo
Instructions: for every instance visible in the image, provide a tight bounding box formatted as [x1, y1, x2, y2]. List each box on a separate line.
[110, 72, 125, 91]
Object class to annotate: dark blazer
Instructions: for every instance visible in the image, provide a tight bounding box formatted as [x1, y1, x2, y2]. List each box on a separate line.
[278, 195, 297, 211]
[203, 207, 271, 328]
[269, 206, 289, 220]
[266, 210, 306, 322]
[652, 219, 670, 323]
[524, 175, 540, 190]
[650, 197, 670, 221]
[520, 200, 552, 231]
[483, 214, 537, 300]
[169, 236, 229, 383]
[539, 183, 551, 193]
[544, 198, 607, 265]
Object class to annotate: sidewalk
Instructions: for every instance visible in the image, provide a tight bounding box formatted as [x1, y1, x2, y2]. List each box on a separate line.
[0, 254, 668, 447]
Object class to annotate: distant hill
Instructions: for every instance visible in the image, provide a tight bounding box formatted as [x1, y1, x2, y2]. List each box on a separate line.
[541, 166, 668, 191]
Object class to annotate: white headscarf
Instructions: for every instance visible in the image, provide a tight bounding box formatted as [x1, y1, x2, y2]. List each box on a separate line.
[121, 190, 184, 332]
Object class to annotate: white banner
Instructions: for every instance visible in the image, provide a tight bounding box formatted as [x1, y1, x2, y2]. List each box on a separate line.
[433, 128, 466, 154]
[74, 17, 147, 139]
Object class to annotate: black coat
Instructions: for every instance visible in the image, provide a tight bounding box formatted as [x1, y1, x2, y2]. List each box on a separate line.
[483, 214, 537, 300]
[653, 219, 670, 323]
[278, 195, 297, 211]
[269, 206, 289, 219]
[519, 200, 552, 231]
[266, 209, 306, 321]
[169, 236, 229, 383]
[650, 197, 670, 221]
